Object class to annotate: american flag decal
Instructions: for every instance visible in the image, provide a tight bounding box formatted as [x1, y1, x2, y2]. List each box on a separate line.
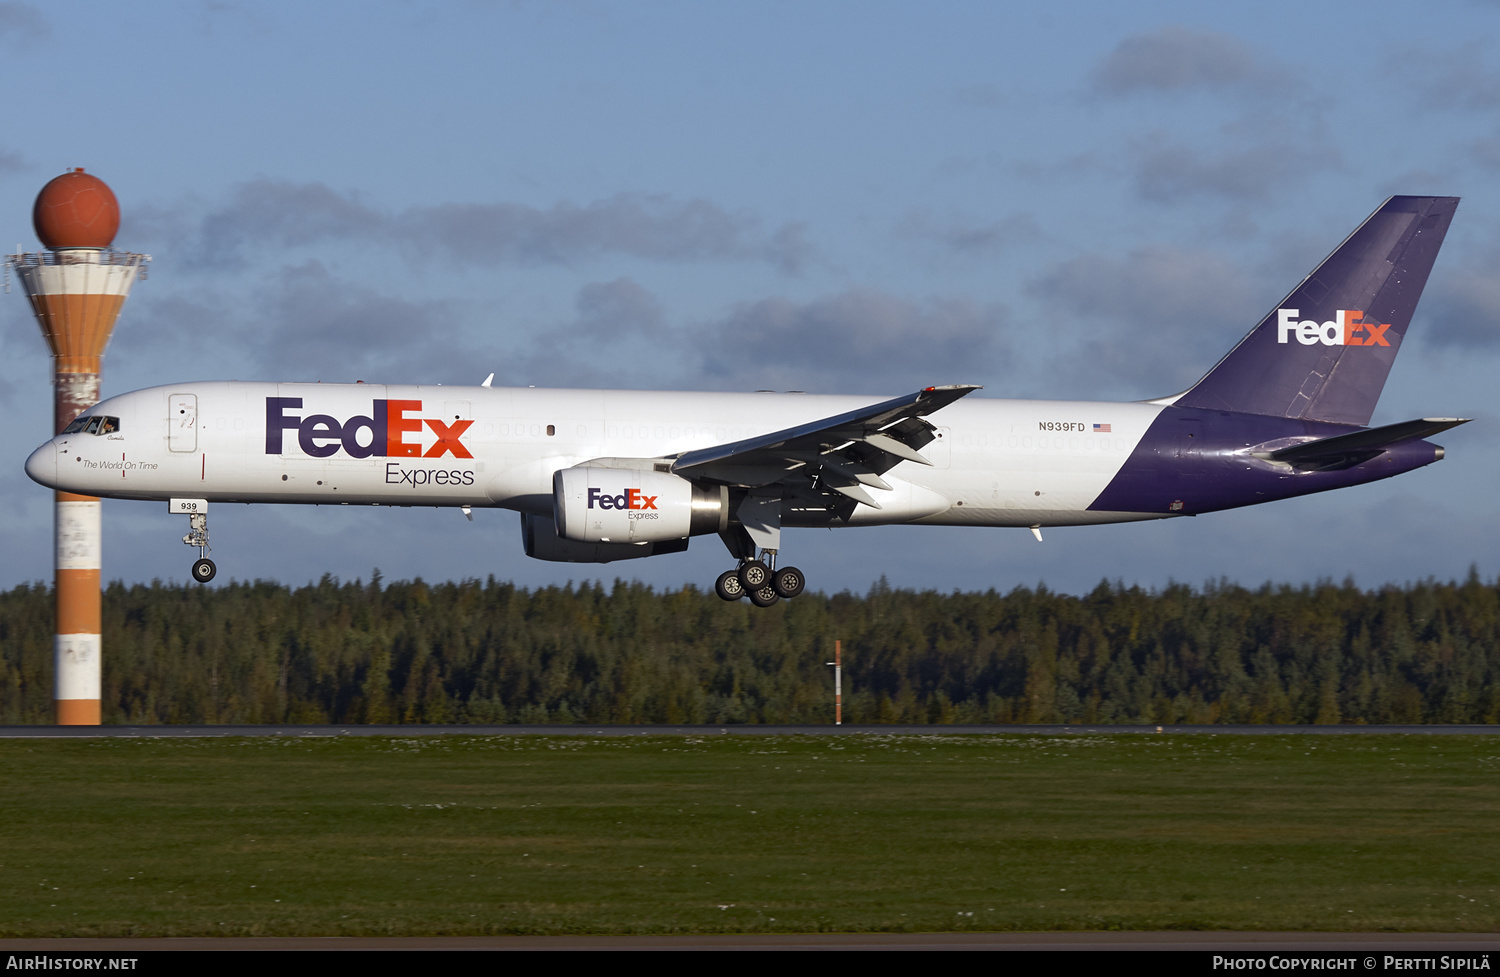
[1093, 423, 1111, 433]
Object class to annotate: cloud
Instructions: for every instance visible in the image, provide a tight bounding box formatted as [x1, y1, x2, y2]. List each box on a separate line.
[1423, 265, 1500, 348]
[1418, 226, 1500, 350]
[252, 261, 469, 380]
[152, 180, 812, 273]
[1375, 168, 1456, 198]
[0, 302, 37, 404]
[1026, 245, 1254, 394]
[896, 211, 1042, 255]
[116, 263, 473, 383]
[498, 278, 680, 389]
[763, 222, 813, 275]
[952, 83, 1008, 109]
[1086, 30, 1326, 205]
[572, 278, 666, 339]
[1091, 26, 1275, 96]
[479, 283, 1011, 395]
[192, 1, 272, 38]
[696, 289, 1011, 393]
[1407, 42, 1500, 111]
[197, 182, 384, 264]
[1129, 134, 1338, 203]
[1028, 244, 1248, 328]
[0, 2, 46, 46]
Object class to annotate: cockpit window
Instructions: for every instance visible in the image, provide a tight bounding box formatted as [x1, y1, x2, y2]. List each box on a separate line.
[61, 415, 120, 436]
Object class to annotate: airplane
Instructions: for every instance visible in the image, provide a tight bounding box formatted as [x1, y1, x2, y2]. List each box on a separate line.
[25, 195, 1468, 606]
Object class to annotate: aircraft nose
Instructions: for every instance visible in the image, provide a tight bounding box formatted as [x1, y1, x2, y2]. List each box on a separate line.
[25, 440, 58, 488]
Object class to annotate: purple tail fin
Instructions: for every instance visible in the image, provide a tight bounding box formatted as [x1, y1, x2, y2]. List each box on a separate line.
[1174, 196, 1458, 425]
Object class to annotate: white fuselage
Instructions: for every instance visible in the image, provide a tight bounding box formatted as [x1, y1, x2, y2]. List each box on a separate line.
[28, 381, 1168, 529]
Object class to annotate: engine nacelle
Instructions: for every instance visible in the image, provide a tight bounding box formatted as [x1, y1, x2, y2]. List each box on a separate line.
[520, 513, 688, 563]
[553, 466, 727, 544]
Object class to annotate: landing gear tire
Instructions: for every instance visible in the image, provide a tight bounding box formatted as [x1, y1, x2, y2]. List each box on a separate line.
[738, 560, 770, 591]
[748, 584, 781, 607]
[192, 558, 217, 584]
[715, 569, 746, 601]
[773, 566, 805, 599]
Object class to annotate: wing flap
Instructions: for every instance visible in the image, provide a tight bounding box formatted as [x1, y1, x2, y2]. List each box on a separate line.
[859, 432, 933, 466]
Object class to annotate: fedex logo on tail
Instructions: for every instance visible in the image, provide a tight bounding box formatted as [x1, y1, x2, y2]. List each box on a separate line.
[1276, 309, 1392, 347]
[265, 398, 472, 458]
[588, 487, 657, 510]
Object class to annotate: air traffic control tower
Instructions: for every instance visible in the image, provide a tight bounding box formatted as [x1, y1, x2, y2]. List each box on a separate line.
[8, 169, 148, 724]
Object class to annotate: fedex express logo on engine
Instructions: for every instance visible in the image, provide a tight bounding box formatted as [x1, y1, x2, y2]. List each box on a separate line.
[1276, 309, 1392, 347]
[265, 398, 471, 458]
[588, 487, 658, 510]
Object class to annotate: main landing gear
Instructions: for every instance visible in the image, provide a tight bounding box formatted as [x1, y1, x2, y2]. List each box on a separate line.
[713, 496, 803, 607]
[715, 550, 805, 607]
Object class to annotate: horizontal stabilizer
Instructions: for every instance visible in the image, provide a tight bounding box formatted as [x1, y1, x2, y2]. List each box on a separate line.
[1258, 417, 1469, 469]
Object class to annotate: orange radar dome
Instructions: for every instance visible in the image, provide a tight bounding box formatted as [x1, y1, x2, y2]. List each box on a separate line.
[33, 168, 120, 249]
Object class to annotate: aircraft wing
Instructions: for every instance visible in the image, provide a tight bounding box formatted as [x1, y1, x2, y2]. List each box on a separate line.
[671, 384, 980, 510]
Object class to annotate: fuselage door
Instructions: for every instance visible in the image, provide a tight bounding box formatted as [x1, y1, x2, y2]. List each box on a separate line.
[168, 393, 198, 453]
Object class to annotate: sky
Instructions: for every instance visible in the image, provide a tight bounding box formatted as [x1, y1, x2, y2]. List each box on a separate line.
[2, 0, 1499, 597]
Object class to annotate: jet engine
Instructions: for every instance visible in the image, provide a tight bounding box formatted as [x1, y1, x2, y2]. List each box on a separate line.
[553, 467, 727, 544]
[520, 512, 687, 563]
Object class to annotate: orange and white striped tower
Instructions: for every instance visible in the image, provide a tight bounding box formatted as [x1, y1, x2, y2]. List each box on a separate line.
[8, 169, 147, 725]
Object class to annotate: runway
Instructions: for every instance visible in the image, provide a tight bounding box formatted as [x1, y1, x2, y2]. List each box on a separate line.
[2, 932, 1499, 951]
[0, 723, 1497, 737]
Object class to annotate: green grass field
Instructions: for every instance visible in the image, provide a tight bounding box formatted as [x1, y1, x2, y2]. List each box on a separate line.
[0, 733, 1497, 936]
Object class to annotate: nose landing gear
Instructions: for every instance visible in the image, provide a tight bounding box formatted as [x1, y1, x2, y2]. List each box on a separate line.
[171, 498, 216, 583]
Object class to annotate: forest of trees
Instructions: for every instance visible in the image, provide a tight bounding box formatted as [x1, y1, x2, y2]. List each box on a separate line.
[1, 571, 1498, 725]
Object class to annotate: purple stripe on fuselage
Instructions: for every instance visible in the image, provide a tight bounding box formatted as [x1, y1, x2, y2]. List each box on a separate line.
[1087, 407, 1443, 515]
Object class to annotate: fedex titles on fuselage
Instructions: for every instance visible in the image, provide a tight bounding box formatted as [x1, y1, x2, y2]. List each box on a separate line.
[265, 397, 475, 486]
[1276, 309, 1392, 347]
